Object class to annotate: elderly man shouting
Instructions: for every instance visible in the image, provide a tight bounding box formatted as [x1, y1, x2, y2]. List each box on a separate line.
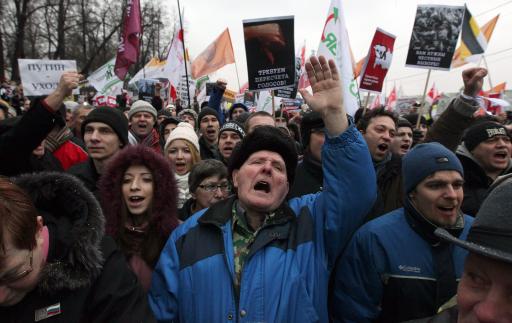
[148, 56, 376, 322]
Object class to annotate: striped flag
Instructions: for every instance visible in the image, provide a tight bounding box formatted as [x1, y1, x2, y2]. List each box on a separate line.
[452, 11, 499, 68]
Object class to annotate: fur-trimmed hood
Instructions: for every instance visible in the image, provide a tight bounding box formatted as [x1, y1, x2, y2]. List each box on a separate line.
[13, 171, 105, 293]
[98, 145, 179, 241]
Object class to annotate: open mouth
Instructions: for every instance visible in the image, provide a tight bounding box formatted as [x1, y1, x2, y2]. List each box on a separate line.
[254, 181, 270, 193]
[128, 196, 145, 206]
[377, 143, 389, 153]
[175, 161, 187, 171]
[138, 123, 147, 129]
[494, 151, 508, 160]
[437, 205, 456, 214]
[400, 143, 410, 150]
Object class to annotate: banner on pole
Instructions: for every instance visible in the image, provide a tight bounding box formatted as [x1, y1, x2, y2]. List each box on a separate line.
[359, 28, 396, 93]
[18, 59, 78, 96]
[243, 16, 295, 91]
[405, 5, 464, 70]
[87, 58, 123, 97]
[317, 0, 359, 116]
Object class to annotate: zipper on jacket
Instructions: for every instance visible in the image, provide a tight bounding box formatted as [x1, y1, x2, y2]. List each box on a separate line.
[220, 226, 240, 321]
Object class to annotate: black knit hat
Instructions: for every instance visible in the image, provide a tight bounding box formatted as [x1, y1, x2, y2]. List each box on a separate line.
[228, 103, 248, 120]
[198, 107, 220, 124]
[403, 113, 427, 127]
[301, 111, 324, 148]
[463, 121, 509, 152]
[397, 117, 413, 131]
[435, 174, 512, 264]
[219, 121, 246, 139]
[228, 125, 298, 185]
[81, 107, 129, 147]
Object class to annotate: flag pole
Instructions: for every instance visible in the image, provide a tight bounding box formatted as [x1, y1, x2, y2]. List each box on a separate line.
[482, 55, 494, 90]
[417, 69, 432, 129]
[176, 0, 191, 107]
[234, 61, 242, 93]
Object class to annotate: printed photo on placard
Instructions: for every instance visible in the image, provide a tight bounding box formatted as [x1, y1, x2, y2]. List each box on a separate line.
[359, 28, 396, 93]
[405, 5, 464, 70]
[243, 16, 295, 91]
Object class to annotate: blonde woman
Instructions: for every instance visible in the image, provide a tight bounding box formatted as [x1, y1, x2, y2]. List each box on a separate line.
[164, 122, 201, 208]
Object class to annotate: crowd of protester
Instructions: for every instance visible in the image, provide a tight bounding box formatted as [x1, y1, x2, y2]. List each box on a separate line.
[0, 58, 511, 322]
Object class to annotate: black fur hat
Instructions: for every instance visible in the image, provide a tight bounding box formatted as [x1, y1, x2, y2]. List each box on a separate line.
[228, 125, 297, 184]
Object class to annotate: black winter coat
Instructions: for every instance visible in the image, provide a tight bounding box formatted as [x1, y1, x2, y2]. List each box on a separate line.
[288, 153, 323, 198]
[0, 172, 155, 323]
[0, 98, 60, 176]
[67, 158, 100, 196]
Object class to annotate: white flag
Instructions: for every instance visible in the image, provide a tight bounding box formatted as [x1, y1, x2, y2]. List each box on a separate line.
[163, 28, 187, 88]
[87, 58, 123, 97]
[256, 91, 281, 114]
[317, 0, 359, 115]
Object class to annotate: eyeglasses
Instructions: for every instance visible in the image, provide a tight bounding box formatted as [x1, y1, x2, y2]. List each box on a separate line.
[0, 250, 33, 286]
[198, 182, 231, 192]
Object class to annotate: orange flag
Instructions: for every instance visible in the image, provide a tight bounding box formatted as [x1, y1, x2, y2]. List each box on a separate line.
[191, 28, 235, 79]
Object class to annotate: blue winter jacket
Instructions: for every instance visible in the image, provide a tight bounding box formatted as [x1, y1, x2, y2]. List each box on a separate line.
[148, 125, 376, 322]
[332, 208, 474, 322]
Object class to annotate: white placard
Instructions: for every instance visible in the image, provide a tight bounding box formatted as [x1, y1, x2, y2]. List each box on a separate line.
[18, 59, 78, 96]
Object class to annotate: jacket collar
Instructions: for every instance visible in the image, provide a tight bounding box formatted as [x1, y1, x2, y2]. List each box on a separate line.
[198, 195, 295, 228]
[404, 196, 465, 246]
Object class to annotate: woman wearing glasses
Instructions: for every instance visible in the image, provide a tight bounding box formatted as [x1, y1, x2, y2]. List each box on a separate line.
[0, 173, 155, 322]
[98, 145, 179, 292]
[179, 159, 231, 221]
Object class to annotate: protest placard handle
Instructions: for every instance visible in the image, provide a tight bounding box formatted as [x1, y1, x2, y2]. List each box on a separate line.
[417, 69, 432, 129]
[363, 92, 370, 116]
[271, 90, 275, 117]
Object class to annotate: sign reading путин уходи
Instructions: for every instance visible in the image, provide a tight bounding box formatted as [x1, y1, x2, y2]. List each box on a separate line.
[18, 59, 78, 96]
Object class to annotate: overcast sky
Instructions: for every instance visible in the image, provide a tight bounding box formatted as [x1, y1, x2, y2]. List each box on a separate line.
[165, 0, 512, 96]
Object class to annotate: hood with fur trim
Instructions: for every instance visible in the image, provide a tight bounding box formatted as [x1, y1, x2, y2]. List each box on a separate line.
[98, 145, 179, 241]
[13, 172, 105, 293]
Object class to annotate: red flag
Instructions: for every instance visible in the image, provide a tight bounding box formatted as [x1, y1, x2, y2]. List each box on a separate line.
[369, 94, 381, 110]
[386, 86, 397, 111]
[114, 0, 142, 80]
[298, 42, 309, 89]
[426, 83, 441, 104]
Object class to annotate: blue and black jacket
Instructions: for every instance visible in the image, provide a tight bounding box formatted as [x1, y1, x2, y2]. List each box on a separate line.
[332, 203, 474, 323]
[149, 125, 376, 322]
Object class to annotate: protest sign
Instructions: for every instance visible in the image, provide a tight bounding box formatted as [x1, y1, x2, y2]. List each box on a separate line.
[359, 29, 396, 93]
[243, 16, 295, 91]
[406, 5, 464, 70]
[18, 59, 78, 96]
[177, 75, 196, 106]
[275, 56, 301, 99]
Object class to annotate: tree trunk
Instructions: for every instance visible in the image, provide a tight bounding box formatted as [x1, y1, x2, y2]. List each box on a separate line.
[11, 0, 30, 81]
[53, 0, 67, 59]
